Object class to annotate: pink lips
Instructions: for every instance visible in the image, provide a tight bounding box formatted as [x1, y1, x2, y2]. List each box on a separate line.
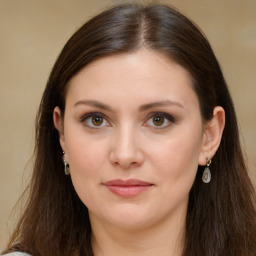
[103, 179, 153, 198]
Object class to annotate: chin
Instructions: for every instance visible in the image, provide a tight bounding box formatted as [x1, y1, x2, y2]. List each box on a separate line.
[110, 217, 153, 231]
[100, 206, 159, 231]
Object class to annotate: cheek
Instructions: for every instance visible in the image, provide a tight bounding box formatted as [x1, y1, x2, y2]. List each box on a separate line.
[152, 140, 201, 210]
[68, 139, 108, 176]
[64, 121, 108, 170]
[148, 130, 203, 184]
[64, 128, 110, 203]
[67, 138, 109, 207]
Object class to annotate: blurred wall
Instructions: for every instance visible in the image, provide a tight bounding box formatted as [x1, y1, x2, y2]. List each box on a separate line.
[0, 0, 255, 249]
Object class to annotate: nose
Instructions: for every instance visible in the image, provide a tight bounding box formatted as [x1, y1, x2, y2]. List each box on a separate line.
[109, 125, 144, 169]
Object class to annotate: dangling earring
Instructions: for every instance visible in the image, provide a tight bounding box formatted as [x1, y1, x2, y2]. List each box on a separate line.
[62, 152, 70, 175]
[202, 159, 211, 183]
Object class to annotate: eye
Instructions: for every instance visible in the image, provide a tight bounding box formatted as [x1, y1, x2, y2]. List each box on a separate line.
[91, 116, 104, 126]
[81, 113, 110, 128]
[152, 115, 165, 126]
[144, 113, 176, 128]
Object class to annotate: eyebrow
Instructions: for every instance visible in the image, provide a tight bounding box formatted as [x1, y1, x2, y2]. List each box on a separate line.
[74, 100, 114, 112]
[74, 99, 184, 112]
[139, 100, 184, 111]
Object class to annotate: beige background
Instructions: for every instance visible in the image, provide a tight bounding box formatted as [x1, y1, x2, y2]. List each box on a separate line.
[0, 0, 255, 250]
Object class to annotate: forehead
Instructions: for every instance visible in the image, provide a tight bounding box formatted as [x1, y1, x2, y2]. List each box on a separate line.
[66, 49, 199, 111]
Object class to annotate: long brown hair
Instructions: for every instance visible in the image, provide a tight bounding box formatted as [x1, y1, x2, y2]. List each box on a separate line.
[3, 3, 256, 256]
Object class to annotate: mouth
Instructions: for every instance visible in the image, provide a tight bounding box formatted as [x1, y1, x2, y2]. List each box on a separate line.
[103, 179, 153, 198]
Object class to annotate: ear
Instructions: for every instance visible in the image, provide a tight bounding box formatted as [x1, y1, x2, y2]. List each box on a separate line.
[198, 106, 225, 166]
[53, 106, 66, 152]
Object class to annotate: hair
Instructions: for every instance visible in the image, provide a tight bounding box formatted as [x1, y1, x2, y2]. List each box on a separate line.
[3, 3, 256, 256]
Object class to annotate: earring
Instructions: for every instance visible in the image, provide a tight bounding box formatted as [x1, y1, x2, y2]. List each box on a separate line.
[62, 152, 70, 175]
[202, 159, 211, 183]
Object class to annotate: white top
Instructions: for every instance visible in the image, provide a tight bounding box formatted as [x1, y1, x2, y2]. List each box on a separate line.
[2, 253, 31, 256]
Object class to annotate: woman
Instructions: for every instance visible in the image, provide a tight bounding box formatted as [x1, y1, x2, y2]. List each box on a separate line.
[2, 3, 256, 256]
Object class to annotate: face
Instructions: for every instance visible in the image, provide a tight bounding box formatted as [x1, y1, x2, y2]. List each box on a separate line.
[55, 49, 207, 231]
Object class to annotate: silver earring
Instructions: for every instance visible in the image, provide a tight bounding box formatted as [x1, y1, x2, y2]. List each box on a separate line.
[202, 159, 211, 183]
[62, 152, 70, 175]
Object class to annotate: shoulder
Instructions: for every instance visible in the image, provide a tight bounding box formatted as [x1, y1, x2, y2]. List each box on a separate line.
[2, 253, 32, 256]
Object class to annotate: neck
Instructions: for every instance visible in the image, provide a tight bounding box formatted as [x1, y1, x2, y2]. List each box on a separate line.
[90, 210, 186, 256]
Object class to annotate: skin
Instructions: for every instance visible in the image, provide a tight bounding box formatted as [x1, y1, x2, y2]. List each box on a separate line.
[54, 49, 225, 256]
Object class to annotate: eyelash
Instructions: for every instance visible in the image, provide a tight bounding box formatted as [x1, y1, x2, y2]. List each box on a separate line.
[80, 112, 176, 129]
[80, 112, 110, 128]
[143, 112, 176, 128]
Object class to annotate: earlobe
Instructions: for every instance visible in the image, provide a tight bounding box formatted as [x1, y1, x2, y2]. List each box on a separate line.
[198, 106, 225, 166]
[53, 106, 66, 151]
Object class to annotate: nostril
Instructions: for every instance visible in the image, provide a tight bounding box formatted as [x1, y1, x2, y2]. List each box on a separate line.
[109, 149, 144, 169]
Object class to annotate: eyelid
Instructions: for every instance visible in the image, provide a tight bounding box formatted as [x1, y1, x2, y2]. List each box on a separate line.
[79, 111, 176, 129]
[143, 112, 177, 128]
[80, 112, 105, 121]
[146, 112, 176, 121]
[80, 112, 111, 128]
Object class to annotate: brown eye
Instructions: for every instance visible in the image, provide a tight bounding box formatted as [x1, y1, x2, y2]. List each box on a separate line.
[92, 116, 104, 126]
[143, 112, 175, 128]
[81, 113, 110, 128]
[153, 115, 165, 126]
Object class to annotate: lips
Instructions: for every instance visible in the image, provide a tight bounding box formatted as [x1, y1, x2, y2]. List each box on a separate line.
[103, 179, 153, 198]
